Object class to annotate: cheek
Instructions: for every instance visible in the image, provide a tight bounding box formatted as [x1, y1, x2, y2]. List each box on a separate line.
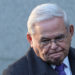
[36, 45, 48, 58]
[32, 39, 39, 48]
[59, 42, 70, 55]
[59, 40, 70, 49]
[33, 42, 43, 57]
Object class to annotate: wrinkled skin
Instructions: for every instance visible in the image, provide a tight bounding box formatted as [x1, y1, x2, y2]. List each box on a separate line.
[27, 17, 74, 65]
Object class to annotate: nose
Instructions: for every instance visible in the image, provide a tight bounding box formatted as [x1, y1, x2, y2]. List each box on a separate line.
[50, 41, 58, 50]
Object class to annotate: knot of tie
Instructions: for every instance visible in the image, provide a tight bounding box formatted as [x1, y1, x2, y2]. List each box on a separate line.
[55, 63, 66, 75]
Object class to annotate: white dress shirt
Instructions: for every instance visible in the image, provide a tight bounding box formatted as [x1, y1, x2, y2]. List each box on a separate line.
[51, 56, 72, 75]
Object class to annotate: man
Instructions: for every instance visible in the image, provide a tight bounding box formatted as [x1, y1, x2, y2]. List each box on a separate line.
[3, 3, 75, 75]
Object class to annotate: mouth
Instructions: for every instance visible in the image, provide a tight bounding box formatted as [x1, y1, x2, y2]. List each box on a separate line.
[47, 50, 64, 58]
[48, 50, 63, 55]
[42, 50, 65, 64]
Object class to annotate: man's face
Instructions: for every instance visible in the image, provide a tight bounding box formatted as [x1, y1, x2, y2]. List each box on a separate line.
[28, 17, 73, 65]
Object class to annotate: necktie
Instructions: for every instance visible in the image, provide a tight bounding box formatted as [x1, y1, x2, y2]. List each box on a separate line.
[55, 63, 66, 75]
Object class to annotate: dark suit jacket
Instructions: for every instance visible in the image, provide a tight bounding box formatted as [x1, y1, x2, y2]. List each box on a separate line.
[3, 47, 75, 75]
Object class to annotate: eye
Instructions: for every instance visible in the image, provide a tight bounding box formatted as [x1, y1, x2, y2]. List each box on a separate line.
[41, 38, 50, 44]
[42, 39, 49, 42]
[55, 35, 65, 41]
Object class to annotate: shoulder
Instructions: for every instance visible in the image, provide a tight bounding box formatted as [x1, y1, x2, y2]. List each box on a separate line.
[3, 55, 29, 75]
[69, 47, 75, 59]
[69, 47, 75, 55]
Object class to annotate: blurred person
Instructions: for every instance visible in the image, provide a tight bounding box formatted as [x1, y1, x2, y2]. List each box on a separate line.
[3, 3, 75, 75]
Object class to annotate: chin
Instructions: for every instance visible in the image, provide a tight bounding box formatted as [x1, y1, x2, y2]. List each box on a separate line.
[46, 59, 62, 65]
[44, 57, 64, 65]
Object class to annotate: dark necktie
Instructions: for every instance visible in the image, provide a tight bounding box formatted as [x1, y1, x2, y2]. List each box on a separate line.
[55, 63, 66, 75]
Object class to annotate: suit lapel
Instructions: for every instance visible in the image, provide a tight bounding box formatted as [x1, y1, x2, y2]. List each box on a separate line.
[70, 60, 75, 75]
[27, 48, 58, 75]
[27, 47, 75, 75]
[40, 66, 58, 75]
[68, 47, 75, 75]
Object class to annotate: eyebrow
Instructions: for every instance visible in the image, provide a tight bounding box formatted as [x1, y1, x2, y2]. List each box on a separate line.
[40, 34, 65, 40]
[55, 34, 65, 39]
[40, 37, 50, 40]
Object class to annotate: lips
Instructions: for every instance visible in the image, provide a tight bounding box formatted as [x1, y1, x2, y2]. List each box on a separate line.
[48, 49, 63, 55]
[47, 50, 63, 58]
[51, 52, 62, 57]
[42, 49, 64, 60]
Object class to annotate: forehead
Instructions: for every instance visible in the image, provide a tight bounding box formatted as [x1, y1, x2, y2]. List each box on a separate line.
[34, 17, 67, 36]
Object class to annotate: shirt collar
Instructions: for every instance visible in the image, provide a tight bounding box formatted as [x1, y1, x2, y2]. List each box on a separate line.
[63, 56, 70, 68]
[51, 56, 70, 69]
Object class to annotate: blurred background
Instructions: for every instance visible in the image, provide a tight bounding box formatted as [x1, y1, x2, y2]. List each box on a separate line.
[0, 0, 75, 75]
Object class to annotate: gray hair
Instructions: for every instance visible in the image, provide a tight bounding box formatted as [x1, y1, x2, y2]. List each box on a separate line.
[27, 3, 69, 34]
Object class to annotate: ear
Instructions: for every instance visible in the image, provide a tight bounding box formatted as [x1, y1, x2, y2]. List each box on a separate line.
[27, 32, 33, 47]
[69, 24, 74, 41]
[69, 24, 74, 36]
